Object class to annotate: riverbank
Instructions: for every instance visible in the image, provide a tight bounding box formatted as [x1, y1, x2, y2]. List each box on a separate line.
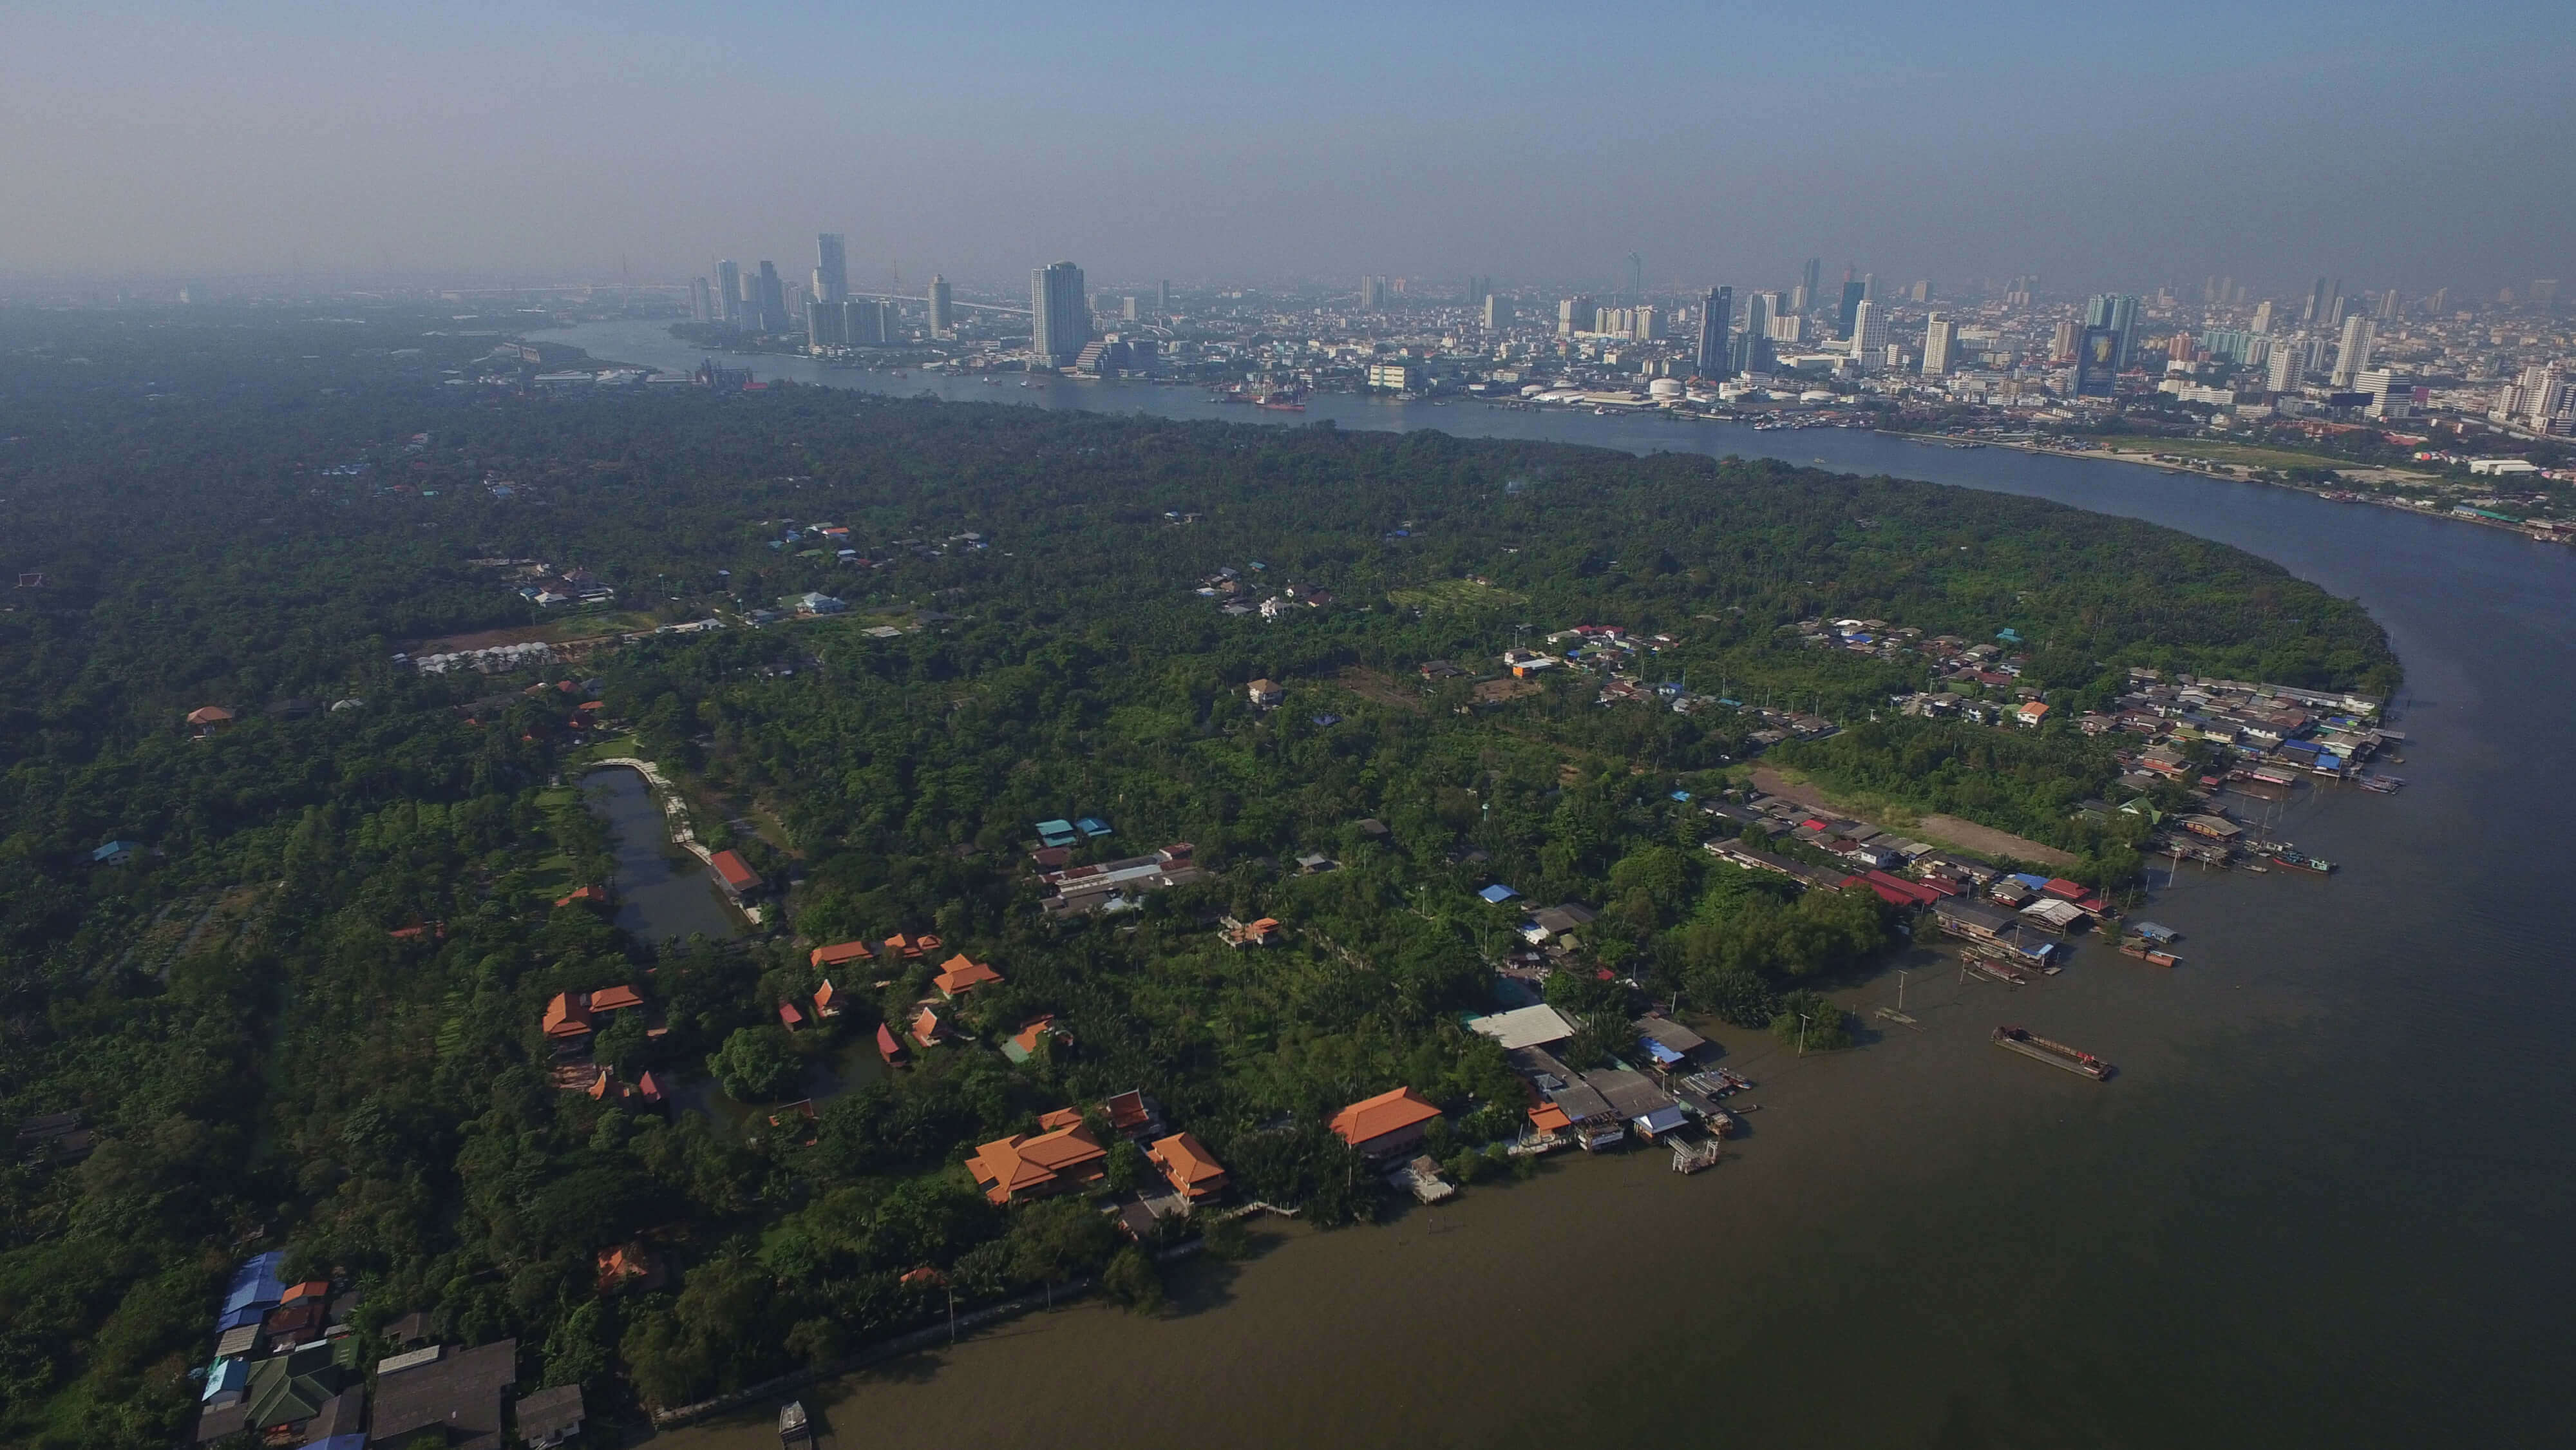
[580, 759, 760, 937]
[534, 315, 2576, 1449]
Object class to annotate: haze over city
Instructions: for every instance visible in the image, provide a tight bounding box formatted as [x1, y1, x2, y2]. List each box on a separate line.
[5, 0, 2571, 294]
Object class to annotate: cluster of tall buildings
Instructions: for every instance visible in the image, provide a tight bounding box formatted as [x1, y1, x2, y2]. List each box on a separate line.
[694, 258, 790, 333]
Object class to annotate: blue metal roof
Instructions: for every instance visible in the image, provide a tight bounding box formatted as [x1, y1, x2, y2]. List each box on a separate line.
[1479, 884, 1520, 904]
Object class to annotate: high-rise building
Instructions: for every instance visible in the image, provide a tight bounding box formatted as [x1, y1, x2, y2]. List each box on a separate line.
[1921, 314, 1956, 376]
[1909, 280, 1931, 303]
[1837, 269, 1866, 338]
[2073, 326, 2121, 397]
[2324, 280, 2346, 328]
[928, 275, 952, 338]
[1800, 258, 1822, 314]
[1481, 294, 1508, 330]
[807, 297, 846, 348]
[2376, 289, 2401, 321]
[1557, 295, 1596, 336]
[2331, 315, 2375, 388]
[2250, 300, 2274, 335]
[1862, 272, 1879, 303]
[1693, 285, 1733, 378]
[1737, 291, 1777, 373]
[690, 277, 714, 324]
[2266, 337, 2306, 393]
[2050, 318, 2081, 363]
[2303, 276, 2329, 325]
[715, 260, 742, 325]
[1359, 275, 1388, 310]
[2085, 294, 2141, 368]
[1032, 262, 1087, 367]
[1157, 279, 1173, 318]
[755, 262, 788, 333]
[1848, 300, 1889, 362]
[814, 233, 848, 305]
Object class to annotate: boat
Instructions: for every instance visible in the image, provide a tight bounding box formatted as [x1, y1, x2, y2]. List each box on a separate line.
[1256, 400, 1307, 412]
[1993, 1025, 2114, 1080]
[2360, 774, 2405, 794]
[1968, 955, 2027, 986]
[2117, 940, 2183, 967]
[779, 1400, 812, 1447]
[2269, 847, 2336, 874]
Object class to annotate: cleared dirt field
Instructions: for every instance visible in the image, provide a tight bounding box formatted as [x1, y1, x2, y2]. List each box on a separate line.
[1750, 766, 2076, 869]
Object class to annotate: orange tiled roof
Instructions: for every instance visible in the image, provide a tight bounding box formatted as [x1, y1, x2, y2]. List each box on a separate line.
[967, 1120, 1107, 1205]
[589, 984, 643, 1013]
[1147, 1132, 1228, 1199]
[1036, 1106, 1086, 1131]
[1009, 1015, 1058, 1053]
[636, 1071, 665, 1103]
[884, 931, 943, 959]
[1528, 1102, 1573, 1133]
[542, 992, 592, 1038]
[1104, 1089, 1154, 1132]
[934, 953, 1003, 995]
[909, 1006, 948, 1048]
[1329, 1086, 1443, 1148]
[279, 1279, 330, 1304]
[811, 940, 874, 968]
[813, 979, 844, 1016]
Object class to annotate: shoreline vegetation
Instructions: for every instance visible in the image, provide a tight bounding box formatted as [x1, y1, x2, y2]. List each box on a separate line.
[0, 305, 2396, 1448]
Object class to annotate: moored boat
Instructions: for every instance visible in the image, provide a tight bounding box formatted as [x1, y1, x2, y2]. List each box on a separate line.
[2269, 847, 2335, 874]
[780, 1400, 812, 1447]
[1993, 1025, 2114, 1080]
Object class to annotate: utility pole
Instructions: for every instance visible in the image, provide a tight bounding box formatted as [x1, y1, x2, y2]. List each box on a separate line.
[1798, 1013, 1812, 1054]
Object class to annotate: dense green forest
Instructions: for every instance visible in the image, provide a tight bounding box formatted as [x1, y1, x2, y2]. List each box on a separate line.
[0, 305, 2394, 1447]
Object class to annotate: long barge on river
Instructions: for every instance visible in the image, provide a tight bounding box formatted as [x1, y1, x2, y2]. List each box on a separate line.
[1993, 1026, 2114, 1080]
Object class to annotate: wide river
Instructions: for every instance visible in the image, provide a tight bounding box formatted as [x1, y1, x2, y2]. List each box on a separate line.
[544, 320, 2575, 1449]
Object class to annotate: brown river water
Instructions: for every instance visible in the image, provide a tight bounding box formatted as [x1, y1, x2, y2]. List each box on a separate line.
[544, 320, 2576, 1448]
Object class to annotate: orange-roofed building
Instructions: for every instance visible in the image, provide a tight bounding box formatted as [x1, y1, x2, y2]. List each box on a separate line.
[185, 705, 235, 733]
[810, 940, 874, 970]
[708, 850, 761, 899]
[554, 884, 609, 908]
[542, 992, 594, 1040]
[1103, 1089, 1163, 1139]
[777, 1000, 806, 1031]
[279, 1279, 330, 1305]
[1329, 1086, 1444, 1161]
[884, 931, 942, 959]
[1001, 1015, 1066, 1064]
[596, 1244, 662, 1295]
[637, 1071, 667, 1106]
[1147, 1133, 1229, 1201]
[899, 1266, 946, 1288]
[967, 1120, 1109, 1205]
[934, 953, 1003, 997]
[812, 979, 846, 1019]
[1528, 1102, 1573, 1134]
[909, 1006, 951, 1049]
[1036, 1106, 1086, 1132]
[589, 984, 643, 1014]
[877, 1022, 910, 1065]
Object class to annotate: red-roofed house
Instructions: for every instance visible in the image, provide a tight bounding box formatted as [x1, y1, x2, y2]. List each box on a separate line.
[589, 984, 643, 1014]
[876, 1022, 910, 1065]
[884, 931, 942, 959]
[708, 850, 761, 899]
[777, 1000, 806, 1031]
[542, 993, 593, 1040]
[909, 1006, 952, 1049]
[1146, 1132, 1228, 1201]
[1103, 1089, 1163, 1139]
[967, 1120, 1109, 1205]
[811, 979, 846, 1019]
[810, 940, 874, 970]
[934, 953, 1003, 997]
[1330, 1087, 1444, 1161]
[636, 1071, 667, 1107]
[554, 884, 608, 908]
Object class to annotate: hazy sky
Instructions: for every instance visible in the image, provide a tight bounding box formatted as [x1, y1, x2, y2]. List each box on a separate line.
[5, 1, 2570, 296]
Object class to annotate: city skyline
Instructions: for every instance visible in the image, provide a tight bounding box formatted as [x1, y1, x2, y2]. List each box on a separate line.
[3, 3, 2570, 292]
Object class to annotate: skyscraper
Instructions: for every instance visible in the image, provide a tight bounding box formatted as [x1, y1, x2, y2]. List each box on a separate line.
[2376, 288, 2401, 321]
[715, 260, 742, 325]
[1837, 268, 1866, 338]
[1157, 279, 1172, 318]
[807, 297, 846, 348]
[2331, 315, 2375, 388]
[2050, 318, 2081, 363]
[813, 234, 848, 305]
[2085, 294, 2141, 368]
[690, 277, 713, 324]
[1848, 300, 1889, 363]
[1359, 276, 1389, 310]
[928, 275, 952, 338]
[1737, 292, 1777, 373]
[2266, 338, 2306, 394]
[755, 262, 788, 333]
[1694, 285, 1733, 378]
[1800, 258, 1822, 315]
[2074, 327, 2120, 397]
[2303, 276, 2330, 325]
[2250, 300, 2274, 335]
[1032, 262, 1087, 368]
[1921, 314, 1956, 376]
[1557, 295, 1596, 335]
[1909, 280, 1931, 303]
[1481, 294, 1507, 330]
